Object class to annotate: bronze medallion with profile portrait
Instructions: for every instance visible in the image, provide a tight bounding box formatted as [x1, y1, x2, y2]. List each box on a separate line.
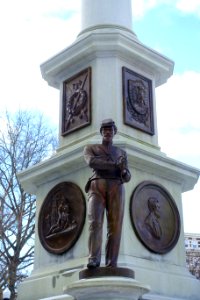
[130, 181, 181, 254]
[38, 182, 86, 254]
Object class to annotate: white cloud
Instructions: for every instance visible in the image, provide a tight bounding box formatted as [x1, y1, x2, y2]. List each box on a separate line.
[132, 0, 200, 18]
[183, 185, 200, 234]
[156, 71, 200, 165]
[132, 0, 158, 18]
[156, 72, 200, 234]
[0, 0, 81, 22]
[176, 0, 200, 15]
[0, 0, 81, 125]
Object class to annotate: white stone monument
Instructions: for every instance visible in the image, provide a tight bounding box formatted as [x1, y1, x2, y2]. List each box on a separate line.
[17, 1, 200, 299]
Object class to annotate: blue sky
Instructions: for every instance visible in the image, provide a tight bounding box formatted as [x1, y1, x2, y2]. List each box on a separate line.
[0, 0, 200, 233]
[134, 8, 200, 73]
[133, 3, 200, 73]
[132, 0, 200, 234]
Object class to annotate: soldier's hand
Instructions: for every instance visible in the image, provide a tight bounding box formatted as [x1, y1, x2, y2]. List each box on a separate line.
[121, 169, 127, 176]
[116, 156, 126, 170]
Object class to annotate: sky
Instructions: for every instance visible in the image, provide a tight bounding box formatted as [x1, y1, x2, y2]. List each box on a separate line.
[0, 0, 200, 234]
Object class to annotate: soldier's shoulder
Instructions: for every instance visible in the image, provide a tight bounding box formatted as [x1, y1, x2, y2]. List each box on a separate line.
[113, 145, 127, 154]
[84, 144, 99, 151]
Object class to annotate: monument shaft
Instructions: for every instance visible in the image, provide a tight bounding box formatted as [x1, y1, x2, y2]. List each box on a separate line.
[81, 0, 133, 33]
[17, 0, 200, 299]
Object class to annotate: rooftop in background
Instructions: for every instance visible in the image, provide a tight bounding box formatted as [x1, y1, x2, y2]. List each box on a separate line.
[185, 233, 200, 251]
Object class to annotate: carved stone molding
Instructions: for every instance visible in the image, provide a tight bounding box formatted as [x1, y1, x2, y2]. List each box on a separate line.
[130, 181, 180, 254]
[38, 182, 86, 254]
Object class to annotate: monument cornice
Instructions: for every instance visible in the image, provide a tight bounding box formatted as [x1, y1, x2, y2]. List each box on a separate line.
[18, 137, 199, 195]
[40, 29, 174, 89]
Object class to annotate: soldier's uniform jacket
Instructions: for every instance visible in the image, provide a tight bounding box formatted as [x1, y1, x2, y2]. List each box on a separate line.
[84, 144, 131, 186]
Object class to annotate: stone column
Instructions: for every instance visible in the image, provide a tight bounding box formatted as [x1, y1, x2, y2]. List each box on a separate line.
[80, 0, 133, 33]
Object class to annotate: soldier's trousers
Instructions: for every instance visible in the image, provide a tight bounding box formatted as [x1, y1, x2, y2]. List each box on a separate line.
[88, 178, 125, 267]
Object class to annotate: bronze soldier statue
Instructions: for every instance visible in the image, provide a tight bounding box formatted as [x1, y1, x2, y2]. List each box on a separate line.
[84, 119, 131, 268]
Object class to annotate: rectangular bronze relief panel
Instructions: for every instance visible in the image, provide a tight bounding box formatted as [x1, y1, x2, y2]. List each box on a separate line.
[62, 67, 91, 136]
[122, 67, 154, 135]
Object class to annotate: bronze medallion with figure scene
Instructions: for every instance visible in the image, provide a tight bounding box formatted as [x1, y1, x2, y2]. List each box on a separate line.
[38, 182, 86, 254]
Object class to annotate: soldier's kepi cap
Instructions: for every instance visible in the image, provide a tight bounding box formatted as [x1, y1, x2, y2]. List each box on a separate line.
[100, 119, 117, 134]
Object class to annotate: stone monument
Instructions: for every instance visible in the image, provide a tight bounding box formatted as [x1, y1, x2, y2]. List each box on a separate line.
[17, 0, 200, 299]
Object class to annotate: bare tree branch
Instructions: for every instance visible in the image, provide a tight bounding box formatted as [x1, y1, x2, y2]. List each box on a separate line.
[0, 110, 58, 299]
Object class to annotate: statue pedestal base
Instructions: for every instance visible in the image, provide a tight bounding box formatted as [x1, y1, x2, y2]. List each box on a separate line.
[79, 267, 134, 280]
[64, 276, 150, 300]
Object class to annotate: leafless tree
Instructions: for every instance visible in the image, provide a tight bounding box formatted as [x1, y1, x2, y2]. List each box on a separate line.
[186, 250, 200, 280]
[0, 110, 58, 300]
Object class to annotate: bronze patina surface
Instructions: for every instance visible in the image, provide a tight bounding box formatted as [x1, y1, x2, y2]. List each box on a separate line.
[38, 182, 86, 254]
[79, 267, 135, 280]
[84, 119, 131, 268]
[122, 67, 154, 135]
[62, 67, 91, 136]
[130, 181, 180, 254]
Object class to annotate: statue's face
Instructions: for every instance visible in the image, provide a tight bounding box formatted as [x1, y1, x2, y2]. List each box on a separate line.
[153, 199, 160, 218]
[102, 126, 114, 142]
[148, 197, 160, 218]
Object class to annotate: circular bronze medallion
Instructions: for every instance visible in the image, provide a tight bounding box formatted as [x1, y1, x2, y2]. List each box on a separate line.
[38, 182, 86, 254]
[130, 181, 180, 254]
